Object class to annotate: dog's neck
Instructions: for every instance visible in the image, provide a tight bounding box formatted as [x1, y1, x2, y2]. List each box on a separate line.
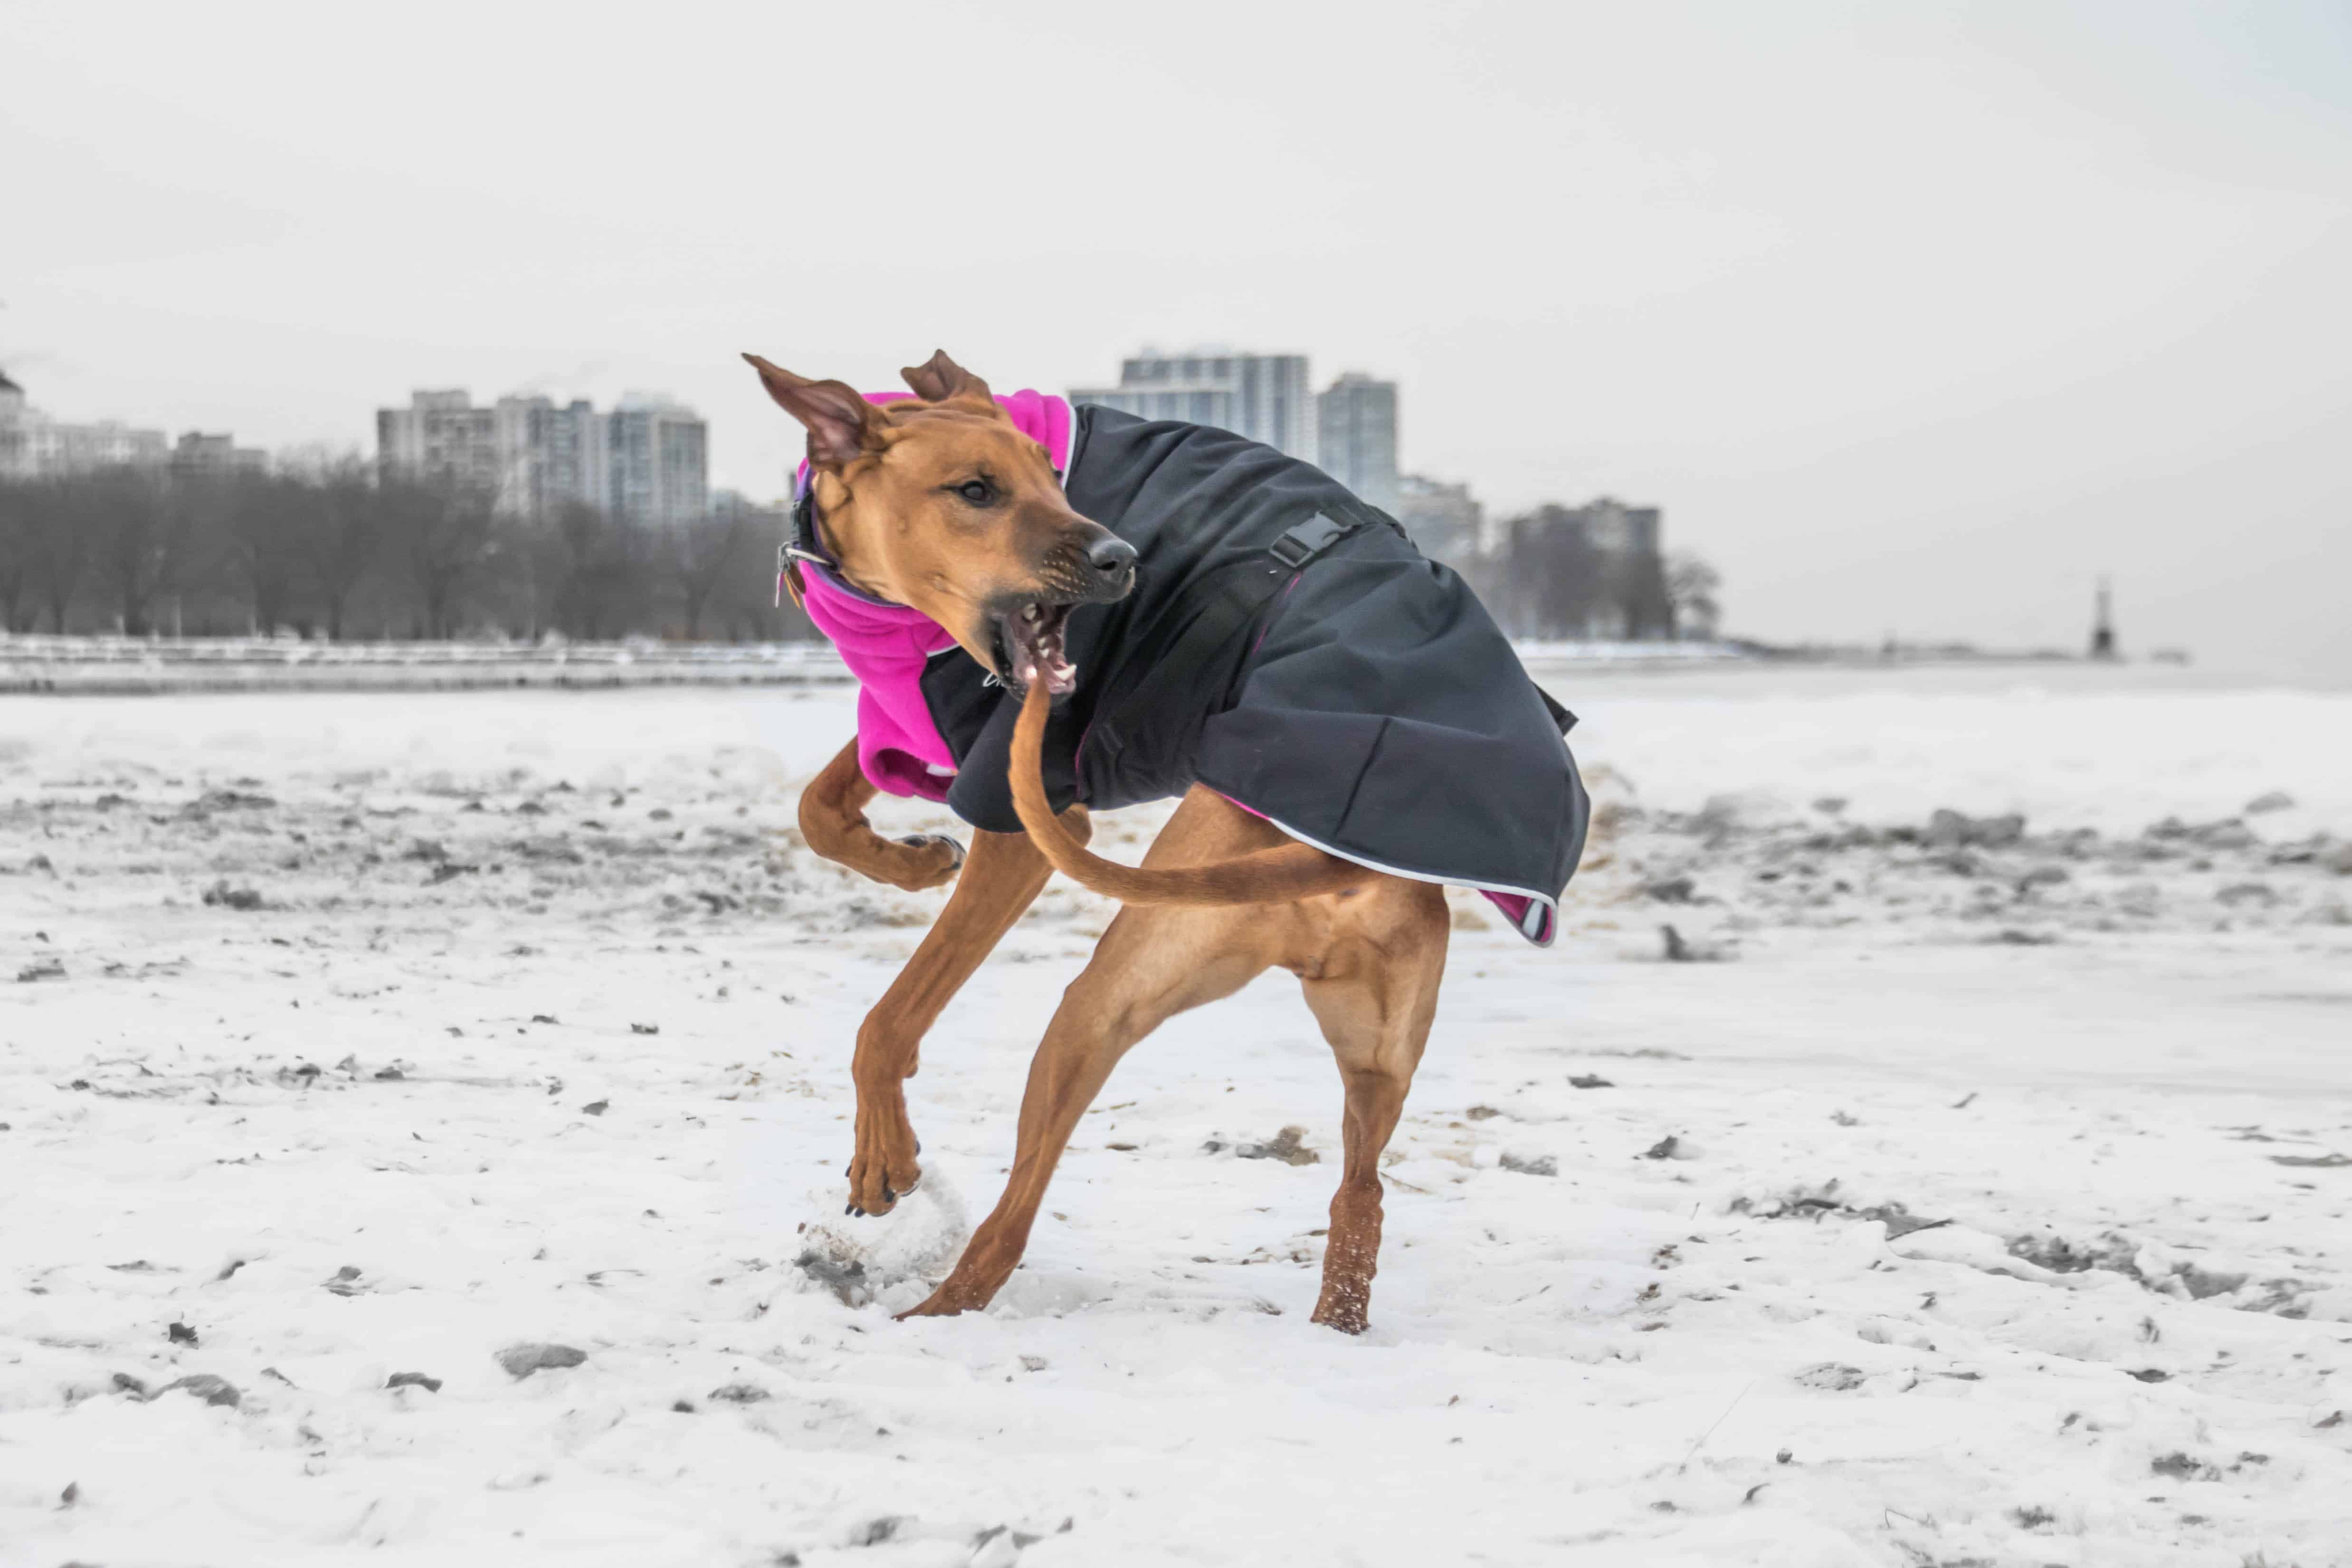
[793, 479, 902, 606]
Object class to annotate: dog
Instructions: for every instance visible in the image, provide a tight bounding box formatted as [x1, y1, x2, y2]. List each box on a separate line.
[745, 350, 1587, 1332]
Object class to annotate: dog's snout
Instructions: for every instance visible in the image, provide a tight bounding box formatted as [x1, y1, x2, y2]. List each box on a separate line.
[1087, 534, 1139, 578]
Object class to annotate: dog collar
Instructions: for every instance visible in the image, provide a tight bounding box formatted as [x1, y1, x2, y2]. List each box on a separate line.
[778, 480, 906, 610]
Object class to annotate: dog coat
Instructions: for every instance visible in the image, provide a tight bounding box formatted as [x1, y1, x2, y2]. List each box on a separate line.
[789, 395, 1590, 946]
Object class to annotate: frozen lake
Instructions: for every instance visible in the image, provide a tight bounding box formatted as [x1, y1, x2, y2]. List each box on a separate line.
[3, 666, 2347, 1565]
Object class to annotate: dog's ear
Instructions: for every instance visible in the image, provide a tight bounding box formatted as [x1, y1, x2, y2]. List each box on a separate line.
[742, 353, 885, 465]
[900, 349, 994, 407]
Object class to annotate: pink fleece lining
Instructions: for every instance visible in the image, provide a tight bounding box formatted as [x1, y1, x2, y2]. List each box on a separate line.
[790, 390, 1073, 802]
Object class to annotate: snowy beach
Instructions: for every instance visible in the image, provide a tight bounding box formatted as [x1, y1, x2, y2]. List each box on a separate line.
[4, 666, 2348, 1567]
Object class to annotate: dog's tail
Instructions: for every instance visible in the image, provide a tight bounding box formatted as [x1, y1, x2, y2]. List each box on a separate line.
[1009, 681, 1372, 905]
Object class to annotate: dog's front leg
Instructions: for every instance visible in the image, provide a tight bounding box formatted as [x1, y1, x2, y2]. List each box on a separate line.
[845, 812, 1090, 1215]
[799, 739, 967, 892]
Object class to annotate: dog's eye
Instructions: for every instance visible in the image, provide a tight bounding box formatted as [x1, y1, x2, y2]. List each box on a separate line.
[954, 478, 996, 506]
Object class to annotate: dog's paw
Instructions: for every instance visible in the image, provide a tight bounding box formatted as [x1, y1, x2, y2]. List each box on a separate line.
[887, 833, 965, 891]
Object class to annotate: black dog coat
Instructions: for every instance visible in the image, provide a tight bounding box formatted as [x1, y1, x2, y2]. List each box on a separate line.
[902, 406, 1590, 945]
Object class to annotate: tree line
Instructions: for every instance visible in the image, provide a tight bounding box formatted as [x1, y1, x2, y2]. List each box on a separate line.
[1449, 506, 1723, 642]
[0, 463, 809, 642]
[0, 462, 1725, 646]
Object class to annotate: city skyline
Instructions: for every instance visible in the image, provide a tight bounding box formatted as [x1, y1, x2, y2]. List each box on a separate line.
[16, 4, 2344, 676]
[374, 386, 709, 529]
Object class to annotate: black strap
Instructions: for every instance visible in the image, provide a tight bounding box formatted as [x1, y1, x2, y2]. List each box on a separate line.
[1534, 684, 1578, 735]
[1082, 511, 1370, 773]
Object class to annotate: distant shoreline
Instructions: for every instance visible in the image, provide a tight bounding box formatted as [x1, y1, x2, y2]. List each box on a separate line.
[2, 633, 2314, 697]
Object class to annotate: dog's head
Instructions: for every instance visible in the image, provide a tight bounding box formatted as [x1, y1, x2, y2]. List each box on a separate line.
[743, 349, 1136, 696]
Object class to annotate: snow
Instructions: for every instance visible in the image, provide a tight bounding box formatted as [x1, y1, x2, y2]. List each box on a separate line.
[3, 667, 2349, 1567]
[0, 635, 855, 696]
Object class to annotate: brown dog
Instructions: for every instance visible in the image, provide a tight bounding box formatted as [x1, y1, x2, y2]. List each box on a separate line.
[749, 350, 1449, 1333]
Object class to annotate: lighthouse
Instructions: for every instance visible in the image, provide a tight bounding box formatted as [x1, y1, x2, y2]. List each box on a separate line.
[2088, 577, 2117, 661]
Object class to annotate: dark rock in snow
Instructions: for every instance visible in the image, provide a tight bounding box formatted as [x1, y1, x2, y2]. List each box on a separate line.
[1499, 1152, 1558, 1177]
[1568, 1074, 1614, 1089]
[1639, 1136, 1682, 1160]
[1659, 924, 1730, 962]
[1852, 1203, 1950, 1239]
[1924, 808, 2026, 849]
[167, 1321, 198, 1345]
[1235, 1126, 1319, 1165]
[2016, 865, 2070, 893]
[495, 1342, 587, 1378]
[629, 1022, 660, 1036]
[794, 1251, 869, 1306]
[17, 959, 67, 983]
[202, 881, 263, 911]
[847, 1517, 904, 1548]
[1643, 876, 1697, 903]
[2245, 791, 2296, 815]
[1795, 1363, 1866, 1392]
[708, 1382, 770, 1403]
[581, 1100, 609, 1116]
[387, 1371, 442, 1392]
[159, 1374, 241, 1407]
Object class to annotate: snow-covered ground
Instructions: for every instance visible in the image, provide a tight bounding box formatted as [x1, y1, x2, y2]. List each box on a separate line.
[3, 667, 2348, 1568]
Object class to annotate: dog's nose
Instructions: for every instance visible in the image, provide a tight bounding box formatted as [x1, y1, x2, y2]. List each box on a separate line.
[1087, 534, 1138, 578]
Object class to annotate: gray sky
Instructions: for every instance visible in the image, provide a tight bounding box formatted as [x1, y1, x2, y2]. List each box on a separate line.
[8, 0, 2348, 677]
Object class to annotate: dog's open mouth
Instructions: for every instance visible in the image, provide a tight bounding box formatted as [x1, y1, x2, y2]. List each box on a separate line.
[996, 600, 1078, 696]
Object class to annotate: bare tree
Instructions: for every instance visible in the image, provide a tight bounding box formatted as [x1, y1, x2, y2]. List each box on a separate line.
[1609, 547, 1674, 640]
[215, 470, 318, 633]
[528, 501, 650, 640]
[1666, 551, 1723, 640]
[388, 477, 498, 638]
[81, 466, 201, 636]
[304, 460, 386, 641]
[25, 477, 89, 632]
[1499, 505, 1607, 638]
[666, 501, 757, 641]
[0, 479, 35, 631]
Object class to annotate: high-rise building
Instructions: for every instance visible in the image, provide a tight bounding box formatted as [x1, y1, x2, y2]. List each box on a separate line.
[606, 392, 708, 528]
[1575, 497, 1662, 556]
[1394, 473, 1482, 563]
[1070, 349, 1315, 461]
[376, 388, 707, 525]
[494, 396, 610, 517]
[377, 390, 501, 496]
[169, 432, 268, 477]
[0, 370, 171, 478]
[1315, 372, 1399, 513]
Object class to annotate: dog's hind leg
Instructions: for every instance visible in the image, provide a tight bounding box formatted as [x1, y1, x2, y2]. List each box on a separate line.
[847, 815, 1089, 1215]
[901, 789, 1297, 1317]
[1296, 877, 1449, 1334]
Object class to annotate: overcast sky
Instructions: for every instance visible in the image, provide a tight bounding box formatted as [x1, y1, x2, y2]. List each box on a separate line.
[8, 1, 2348, 677]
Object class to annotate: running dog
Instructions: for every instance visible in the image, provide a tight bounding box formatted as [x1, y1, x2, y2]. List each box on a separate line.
[746, 350, 1587, 1332]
